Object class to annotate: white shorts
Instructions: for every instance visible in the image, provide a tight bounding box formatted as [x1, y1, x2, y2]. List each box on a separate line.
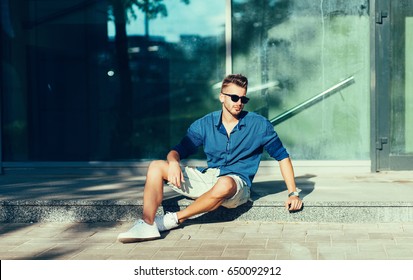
[167, 167, 250, 209]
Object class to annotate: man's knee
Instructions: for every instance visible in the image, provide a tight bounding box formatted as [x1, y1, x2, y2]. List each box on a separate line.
[146, 160, 169, 179]
[211, 176, 237, 198]
[148, 160, 167, 171]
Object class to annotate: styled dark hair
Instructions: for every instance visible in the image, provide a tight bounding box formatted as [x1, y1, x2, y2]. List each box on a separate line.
[221, 74, 248, 92]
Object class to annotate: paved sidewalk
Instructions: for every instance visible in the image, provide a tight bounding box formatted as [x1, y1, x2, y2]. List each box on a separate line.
[1, 161, 413, 260]
[1, 220, 413, 260]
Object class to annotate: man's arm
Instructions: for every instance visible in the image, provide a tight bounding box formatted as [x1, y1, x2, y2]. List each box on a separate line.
[166, 150, 185, 188]
[279, 157, 303, 211]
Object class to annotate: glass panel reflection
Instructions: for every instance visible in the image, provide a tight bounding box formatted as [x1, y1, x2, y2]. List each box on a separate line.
[1, 0, 226, 161]
[232, 0, 370, 160]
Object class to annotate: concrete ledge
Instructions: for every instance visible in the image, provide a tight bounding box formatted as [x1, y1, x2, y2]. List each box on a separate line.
[1, 161, 412, 224]
[2, 198, 413, 223]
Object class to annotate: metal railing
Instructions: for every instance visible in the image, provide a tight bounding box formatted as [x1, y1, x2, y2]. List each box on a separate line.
[269, 76, 355, 126]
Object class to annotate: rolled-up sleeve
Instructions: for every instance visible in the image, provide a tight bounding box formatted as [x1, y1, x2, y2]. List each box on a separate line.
[171, 120, 204, 159]
[262, 121, 289, 161]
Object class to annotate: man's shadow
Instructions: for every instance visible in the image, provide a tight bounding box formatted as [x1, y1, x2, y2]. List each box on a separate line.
[160, 174, 316, 225]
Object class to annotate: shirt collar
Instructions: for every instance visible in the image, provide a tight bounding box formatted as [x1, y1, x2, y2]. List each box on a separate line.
[214, 110, 248, 129]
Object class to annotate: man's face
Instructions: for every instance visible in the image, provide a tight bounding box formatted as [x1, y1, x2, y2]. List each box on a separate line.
[220, 83, 248, 117]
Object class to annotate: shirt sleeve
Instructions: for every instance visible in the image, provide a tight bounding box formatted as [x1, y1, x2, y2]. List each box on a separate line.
[262, 120, 290, 161]
[171, 119, 204, 159]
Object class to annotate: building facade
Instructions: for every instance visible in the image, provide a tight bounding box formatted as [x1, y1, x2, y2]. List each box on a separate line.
[1, 0, 412, 172]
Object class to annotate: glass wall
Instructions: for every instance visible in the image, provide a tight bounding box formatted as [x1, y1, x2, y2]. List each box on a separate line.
[232, 0, 370, 160]
[1, 0, 226, 161]
[1, 0, 371, 163]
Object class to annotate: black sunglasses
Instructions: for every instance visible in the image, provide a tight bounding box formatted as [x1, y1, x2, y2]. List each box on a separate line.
[221, 93, 250, 104]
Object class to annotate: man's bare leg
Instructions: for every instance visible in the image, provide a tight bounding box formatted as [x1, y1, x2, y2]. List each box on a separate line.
[175, 176, 237, 224]
[141, 160, 169, 224]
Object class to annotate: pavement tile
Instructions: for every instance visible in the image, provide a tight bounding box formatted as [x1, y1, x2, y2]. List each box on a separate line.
[278, 236, 306, 242]
[198, 244, 226, 251]
[240, 238, 268, 246]
[317, 223, 344, 230]
[70, 253, 111, 260]
[340, 232, 370, 240]
[258, 223, 284, 232]
[368, 232, 395, 239]
[0, 237, 31, 246]
[133, 240, 177, 247]
[283, 223, 318, 231]
[34, 245, 84, 260]
[226, 244, 266, 250]
[385, 247, 413, 259]
[290, 246, 318, 258]
[266, 240, 292, 250]
[180, 250, 223, 258]
[357, 244, 386, 252]
[245, 232, 282, 239]
[394, 237, 413, 244]
[128, 246, 159, 257]
[287, 241, 322, 248]
[174, 240, 203, 247]
[346, 251, 388, 260]
[217, 232, 246, 240]
[305, 234, 332, 242]
[402, 224, 413, 232]
[201, 239, 242, 245]
[306, 229, 344, 236]
[250, 249, 277, 255]
[275, 253, 294, 260]
[221, 249, 250, 259]
[185, 233, 221, 240]
[180, 256, 208, 260]
[248, 254, 276, 260]
[342, 223, 379, 231]
[377, 223, 405, 231]
[318, 244, 358, 255]
[357, 239, 396, 246]
[330, 240, 358, 247]
[317, 252, 346, 260]
[159, 246, 198, 252]
[0, 224, 40, 236]
[206, 256, 246, 260]
[151, 251, 183, 260]
[1, 252, 37, 260]
[30, 237, 89, 244]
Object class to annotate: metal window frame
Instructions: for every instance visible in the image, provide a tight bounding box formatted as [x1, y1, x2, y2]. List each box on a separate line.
[225, 0, 232, 75]
[371, 0, 413, 171]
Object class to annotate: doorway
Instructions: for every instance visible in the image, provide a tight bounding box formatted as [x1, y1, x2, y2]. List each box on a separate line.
[372, 0, 413, 171]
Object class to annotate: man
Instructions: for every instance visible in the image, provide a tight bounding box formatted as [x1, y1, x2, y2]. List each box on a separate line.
[118, 74, 302, 243]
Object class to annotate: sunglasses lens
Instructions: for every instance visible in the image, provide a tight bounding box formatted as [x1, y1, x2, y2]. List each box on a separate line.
[241, 97, 249, 104]
[230, 95, 240, 102]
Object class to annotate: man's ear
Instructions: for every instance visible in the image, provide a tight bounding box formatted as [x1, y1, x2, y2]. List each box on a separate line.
[219, 93, 225, 103]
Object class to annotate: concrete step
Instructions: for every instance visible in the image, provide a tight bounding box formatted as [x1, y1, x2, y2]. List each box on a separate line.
[1, 161, 413, 223]
[2, 197, 413, 223]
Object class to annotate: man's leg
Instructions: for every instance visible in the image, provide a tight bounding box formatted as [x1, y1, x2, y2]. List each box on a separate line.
[142, 160, 170, 224]
[175, 176, 237, 223]
[117, 160, 169, 243]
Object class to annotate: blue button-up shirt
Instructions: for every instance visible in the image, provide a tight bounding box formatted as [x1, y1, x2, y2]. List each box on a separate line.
[172, 110, 289, 187]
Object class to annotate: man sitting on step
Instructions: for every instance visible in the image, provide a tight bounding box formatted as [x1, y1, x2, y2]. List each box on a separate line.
[118, 74, 303, 243]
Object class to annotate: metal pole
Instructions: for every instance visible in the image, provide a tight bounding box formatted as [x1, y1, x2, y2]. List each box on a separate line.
[270, 76, 355, 126]
[225, 0, 232, 75]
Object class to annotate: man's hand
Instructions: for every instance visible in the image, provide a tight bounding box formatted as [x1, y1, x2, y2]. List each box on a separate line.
[285, 196, 303, 211]
[167, 161, 185, 188]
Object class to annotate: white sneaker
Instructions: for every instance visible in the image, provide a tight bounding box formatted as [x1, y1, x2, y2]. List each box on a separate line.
[154, 212, 179, 232]
[117, 219, 161, 243]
